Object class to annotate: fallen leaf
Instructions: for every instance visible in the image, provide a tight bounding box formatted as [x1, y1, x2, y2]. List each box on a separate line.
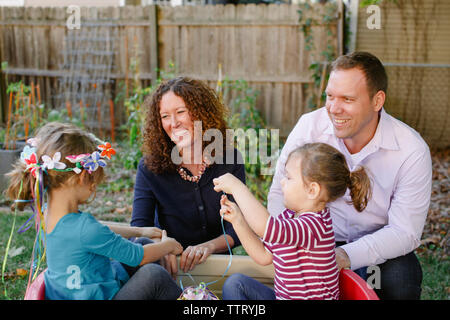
[114, 207, 128, 214]
[8, 246, 25, 258]
[16, 268, 28, 276]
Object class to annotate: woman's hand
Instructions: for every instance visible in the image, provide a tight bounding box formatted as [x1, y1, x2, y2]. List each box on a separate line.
[179, 243, 214, 273]
[213, 173, 244, 195]
[139, 226, 163, 240]
[220, 194, 243, 224]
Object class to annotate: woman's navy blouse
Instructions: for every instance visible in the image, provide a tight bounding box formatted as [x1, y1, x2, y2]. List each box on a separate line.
[131, 149, 245, 249]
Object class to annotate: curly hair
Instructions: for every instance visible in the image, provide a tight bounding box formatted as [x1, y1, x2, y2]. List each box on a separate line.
[142, 77, 230, 174]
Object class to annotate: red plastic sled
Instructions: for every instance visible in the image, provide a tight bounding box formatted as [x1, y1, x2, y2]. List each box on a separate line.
[339, 269, 379, 300]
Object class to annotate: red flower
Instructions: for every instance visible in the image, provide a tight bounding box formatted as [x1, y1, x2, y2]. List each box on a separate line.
[98, 142, 116, 159]
[25, 153, 39, 178]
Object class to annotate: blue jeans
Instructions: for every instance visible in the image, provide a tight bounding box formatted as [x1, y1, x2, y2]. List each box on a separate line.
[113, 237, 181, 300]
[222, 273, 276, 300]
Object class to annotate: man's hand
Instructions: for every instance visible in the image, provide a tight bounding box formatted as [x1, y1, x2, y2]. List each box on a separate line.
[335, 247, 351, 270]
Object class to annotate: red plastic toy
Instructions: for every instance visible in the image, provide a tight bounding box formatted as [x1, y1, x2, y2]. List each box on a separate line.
[24, 270, 46, 300]
[338, 269, 379, 300]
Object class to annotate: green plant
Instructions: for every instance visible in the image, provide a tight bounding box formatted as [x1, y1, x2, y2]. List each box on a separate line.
[116, 62, 177, 170]
[220, 78, 278, 206]
[1, 62, 47, 149]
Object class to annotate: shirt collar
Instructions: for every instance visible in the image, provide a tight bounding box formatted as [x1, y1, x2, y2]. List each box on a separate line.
[376, 108, 399, 151]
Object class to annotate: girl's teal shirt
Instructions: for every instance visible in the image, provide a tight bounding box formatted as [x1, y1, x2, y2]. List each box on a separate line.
[44, 212, 144, 300]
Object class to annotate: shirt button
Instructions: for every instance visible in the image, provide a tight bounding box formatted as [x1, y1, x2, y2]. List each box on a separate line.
[198, 205, 204, 211]
[202, 225, 206, 230]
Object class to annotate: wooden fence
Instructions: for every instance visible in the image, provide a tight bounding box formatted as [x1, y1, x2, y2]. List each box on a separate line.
[0, 3, 342, 138]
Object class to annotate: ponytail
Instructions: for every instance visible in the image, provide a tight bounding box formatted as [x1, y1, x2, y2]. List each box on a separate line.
[348, 167, 372, 212]
[6, 162, 34, 211]
[289, 143, 372, 213]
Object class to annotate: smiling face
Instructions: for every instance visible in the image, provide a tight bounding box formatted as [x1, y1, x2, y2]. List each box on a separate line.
[159, 90, 195, 150]
[325, 68, 384, 154]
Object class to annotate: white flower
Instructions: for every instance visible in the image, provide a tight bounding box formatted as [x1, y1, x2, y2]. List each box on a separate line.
[26, 137, 39, 147]
[41, 152, 66, 170]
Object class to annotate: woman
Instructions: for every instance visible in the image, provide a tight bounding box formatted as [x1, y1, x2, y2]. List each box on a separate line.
[131, 77, 245, 278]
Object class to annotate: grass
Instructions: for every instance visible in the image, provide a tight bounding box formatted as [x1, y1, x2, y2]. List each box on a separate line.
[0, 209, 448, 300]
[418, 249, 450, 300]
[0, 210, 47, 300]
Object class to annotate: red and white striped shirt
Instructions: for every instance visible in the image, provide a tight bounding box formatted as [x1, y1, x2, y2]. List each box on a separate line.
[263, 208, 340, 300]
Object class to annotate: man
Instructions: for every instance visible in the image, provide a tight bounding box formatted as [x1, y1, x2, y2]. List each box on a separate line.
[267, 52, 432, 299]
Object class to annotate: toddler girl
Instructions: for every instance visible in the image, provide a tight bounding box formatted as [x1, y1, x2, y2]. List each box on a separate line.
[6, 122, 183, 300]
[213, 142, 372, 300]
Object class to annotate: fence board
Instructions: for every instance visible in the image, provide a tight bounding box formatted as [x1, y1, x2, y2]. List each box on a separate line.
[158, 4, 339, 135]
[0, 3, 340, 138]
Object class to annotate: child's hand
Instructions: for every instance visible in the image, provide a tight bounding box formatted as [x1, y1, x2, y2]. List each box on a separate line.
[220, 194, 243, 224]
[139, 227, 162, 240]
[213, 173, 243, 195]
[161, 230, 183, 255]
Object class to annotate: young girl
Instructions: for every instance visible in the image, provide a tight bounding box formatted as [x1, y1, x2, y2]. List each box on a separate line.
[213, 142, 372, 300]
[6, 122, 183, 300]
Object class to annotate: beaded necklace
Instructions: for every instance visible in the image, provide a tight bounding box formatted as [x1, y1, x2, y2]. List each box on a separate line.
[177, 157, 210, 183]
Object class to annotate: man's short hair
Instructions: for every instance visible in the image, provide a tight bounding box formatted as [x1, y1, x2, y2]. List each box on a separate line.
[331, 52, 388, 98]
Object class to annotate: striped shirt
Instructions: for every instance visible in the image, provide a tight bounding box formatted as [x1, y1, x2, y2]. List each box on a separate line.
[263, 208, 340, 300]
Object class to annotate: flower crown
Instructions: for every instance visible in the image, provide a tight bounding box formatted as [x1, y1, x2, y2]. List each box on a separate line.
[20, 137, 116, 178]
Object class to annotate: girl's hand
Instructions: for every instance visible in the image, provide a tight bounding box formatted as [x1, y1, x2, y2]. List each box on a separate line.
[179, 243, 213, 273]
[161, 253, 178, 280]
[220, 194, 243, 224]
[213, 173, 243, 195]
[139, 227, 162, 240]
[161, 230, 183, 255]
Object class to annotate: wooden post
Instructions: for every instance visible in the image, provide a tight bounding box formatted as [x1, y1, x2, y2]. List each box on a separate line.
[348, 0, 359, 53]
[337, 0, 344, 56]
[0, 68, 5, 124]
[0, 43, 5, 124]
[148, 5, 159, 86]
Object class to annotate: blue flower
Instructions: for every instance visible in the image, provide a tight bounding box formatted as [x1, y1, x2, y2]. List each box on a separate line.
[82, 151, 107, 173]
